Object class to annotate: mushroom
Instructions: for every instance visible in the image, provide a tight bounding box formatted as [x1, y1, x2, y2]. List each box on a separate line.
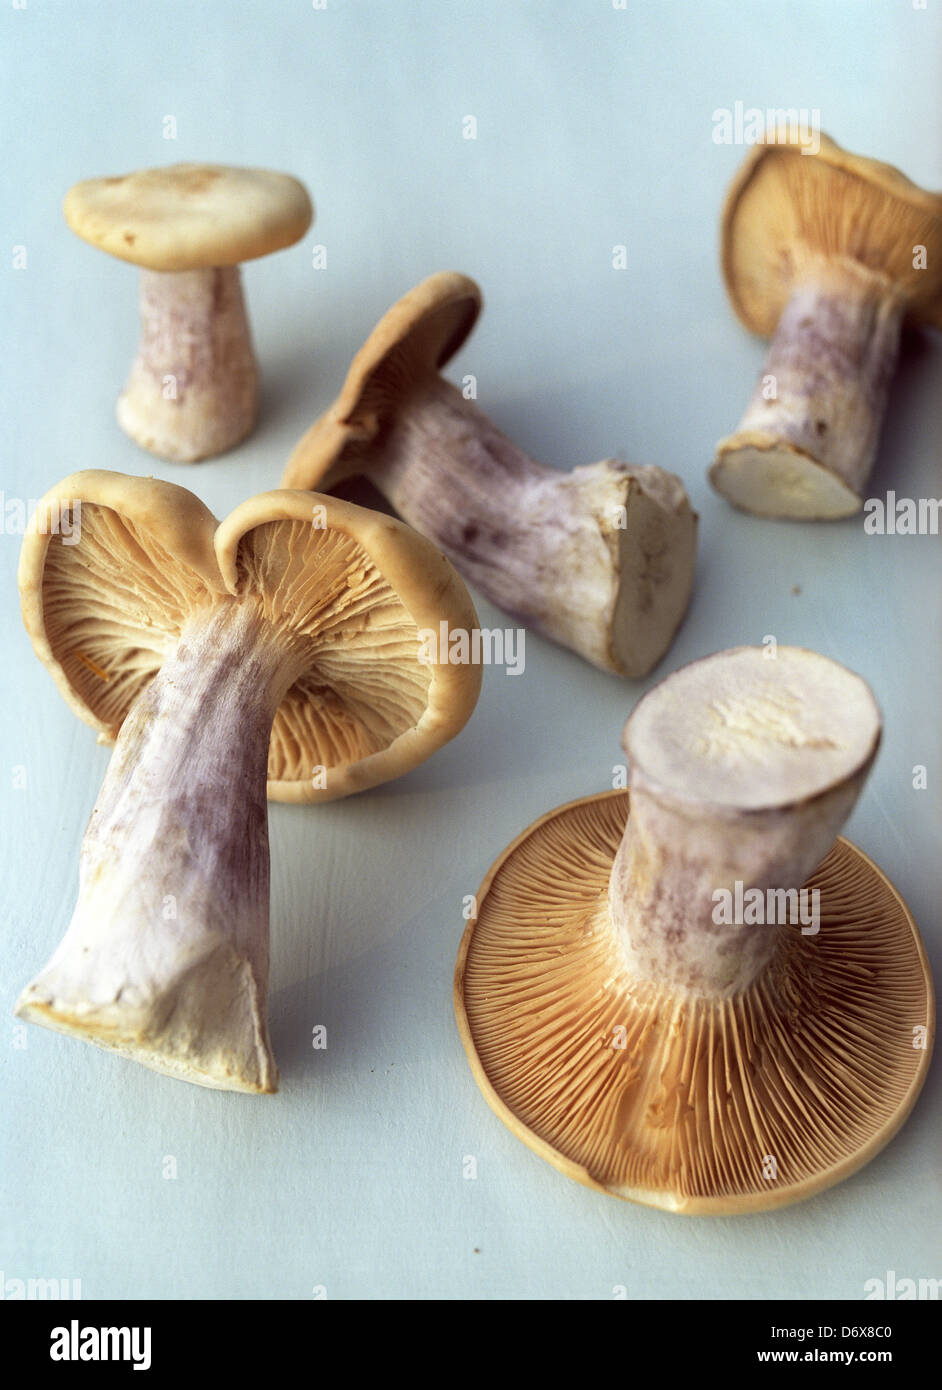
[455, 646, 934, 1212]
[282, 273, 697, 678]
[710, 131, 942, 518]
[16, 471, 480, 1092]
[64, 163, 313, 462]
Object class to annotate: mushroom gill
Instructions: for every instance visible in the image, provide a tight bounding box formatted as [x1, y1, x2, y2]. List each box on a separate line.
[457, 791, 932, 1213]
[235, 519, 431, 783]
[40, 502, 213, 732]
[40, 506, 434, 783]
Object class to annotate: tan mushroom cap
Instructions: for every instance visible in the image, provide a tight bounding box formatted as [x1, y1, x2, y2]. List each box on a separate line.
[455, 791, 934, 1214]
[20, 471, 480, 803]
[64, 164, 313, 271]
[282, 270, 483, 492]
[723, 130, 942, 337]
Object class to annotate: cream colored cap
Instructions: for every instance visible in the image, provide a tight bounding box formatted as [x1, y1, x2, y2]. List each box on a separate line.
[64, 163, 313, 271]
[282, 272, 482, 493]
[722, 131, 942, 336]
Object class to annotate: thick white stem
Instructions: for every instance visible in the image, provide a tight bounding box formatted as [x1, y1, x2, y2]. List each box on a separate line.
[363, 378, 695, 676]
[712, 263, 904, 518]
[117, 266, 259, 462]
[16, 602, 300, 1091]
[608, 772, 868, 997]
[607, 647, 881, 997]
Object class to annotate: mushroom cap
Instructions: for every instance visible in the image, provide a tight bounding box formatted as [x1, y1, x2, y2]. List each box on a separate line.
[624, 646, 882, 813]
[722, 130, 942, 336]
[281, 271, 483, 492]
[455, 790, 934, 1214]
[64, 164, 313, 271]
[19, 471, 480, 803]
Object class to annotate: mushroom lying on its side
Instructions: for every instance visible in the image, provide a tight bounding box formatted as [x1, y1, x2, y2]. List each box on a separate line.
[17, 472, 480, 1092]
[283, 273, 698, 678]
[711, 131, 942, 518]
[456, 647, 934, 1213]
[64, 164, 313, 462]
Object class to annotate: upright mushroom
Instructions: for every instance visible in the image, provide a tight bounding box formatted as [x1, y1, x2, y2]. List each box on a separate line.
[456, 647, 934, 1212]
[64, 163, 313, 462]
[283, 273, 697, 678]
[710, 131, 942, 518]
[17, 471, 480, 1092]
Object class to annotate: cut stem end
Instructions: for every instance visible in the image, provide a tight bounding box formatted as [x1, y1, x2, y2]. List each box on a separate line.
[712, 264, 904, 519]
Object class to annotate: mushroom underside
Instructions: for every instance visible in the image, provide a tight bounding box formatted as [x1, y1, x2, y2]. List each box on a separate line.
[456, 792, 932, 1213]
[38, 502, 433, 788]
[18, 498, 443, 1089]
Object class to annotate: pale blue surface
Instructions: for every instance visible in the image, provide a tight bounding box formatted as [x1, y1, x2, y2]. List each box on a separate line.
[1, 0, 940, 1300]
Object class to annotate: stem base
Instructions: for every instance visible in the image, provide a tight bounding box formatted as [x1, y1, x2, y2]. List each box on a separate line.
[17, 601, 302, 1092]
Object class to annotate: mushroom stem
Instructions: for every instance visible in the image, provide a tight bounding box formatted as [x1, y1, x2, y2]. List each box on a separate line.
[117, 266, 259, 463]
[15, 600, 301, 1091]
[607, 647, 881, 997]
[358, 377, 695, 676]
[712, 261, 904, 518]
[608, 773, 869, 997]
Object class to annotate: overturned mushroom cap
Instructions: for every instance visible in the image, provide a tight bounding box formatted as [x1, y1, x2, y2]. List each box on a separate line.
[20, 471, 480, 803]
[64, 163, 313, 271]
[456, 650, 933, 1213]
[721, 130, 942, 338]
[282, 270, 482, 493]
